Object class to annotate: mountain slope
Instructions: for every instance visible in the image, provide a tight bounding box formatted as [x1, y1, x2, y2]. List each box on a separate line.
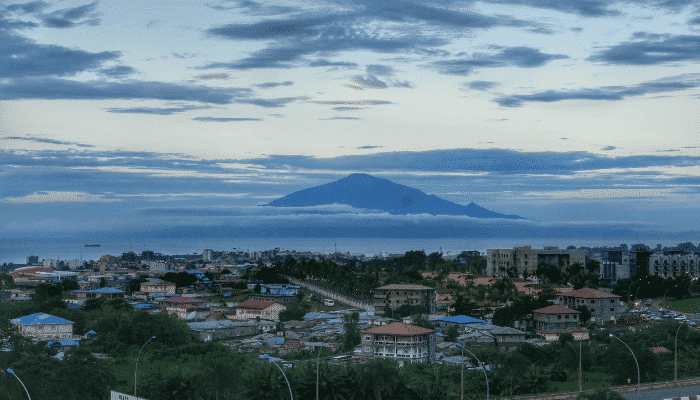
[265, 173, 524, 219]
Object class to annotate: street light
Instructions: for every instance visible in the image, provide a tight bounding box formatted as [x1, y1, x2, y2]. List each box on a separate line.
[6, 368, 31, 400]
[135, 335, 156, 398]
[261, 354, 294, 400]
[609, 333, 640, 390]
[664, 285, 677, 301]
[455, 343, 489, 400]
[316, 339, 326, 400]
[635, 281, 647, 302]
[675, 321, 688, 382]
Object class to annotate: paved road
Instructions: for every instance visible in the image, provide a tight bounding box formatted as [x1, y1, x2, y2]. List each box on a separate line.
[622, 384, 700, 400]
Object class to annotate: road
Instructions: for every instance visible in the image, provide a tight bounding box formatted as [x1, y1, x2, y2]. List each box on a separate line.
[622, 384, 700, 400]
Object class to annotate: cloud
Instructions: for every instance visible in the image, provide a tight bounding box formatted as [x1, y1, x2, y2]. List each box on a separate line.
[172, 52, 198, 59]
[208, 0, 297, 15]
[689, 17, 700, 25]
[2, 136, 93, 147]
[346, 64, 413, 90]
[357, 145, 382, 149]
[236, 96, 310, 108]
[494, 73, 700, 107]
[482, 0, 620, 17]
[311, 100, 392, 106]
[309, 59, 358, 68]
[192, 117, 262, 122]
[41, 2, 101, 29]
[588, 34, 700, 65]
[98, 65, 136, 77]
[106, 105, 212, 115]
[463, 81, 501, 91]
[333, 106, 365, 111]
[4, 191, 119, 203]
[0, 77, 253, 104]
[5, 1, 51, 14]
[253, 81, 294, 89]
[602, 146, 616, 151]
[196, 72, 230, 80]
[430, 46, 568, 75]
[320, 116, 362, 120]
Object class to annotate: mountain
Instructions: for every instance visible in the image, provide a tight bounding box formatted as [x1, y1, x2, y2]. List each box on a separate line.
[264, 173, 524, 219]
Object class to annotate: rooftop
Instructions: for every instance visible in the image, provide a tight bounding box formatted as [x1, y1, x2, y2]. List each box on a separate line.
[376, 284, 435, 291]
[363, 322, 435, 335]
[237, 299, 280, 310]
[11, 313, 73, 325]
[533, 305, 581, 315]
[440, 315, 487, 324]
[562, 288, 620, 299]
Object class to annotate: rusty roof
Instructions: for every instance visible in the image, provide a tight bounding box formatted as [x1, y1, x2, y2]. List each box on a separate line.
[561, 288, 620, 299]
[237, 299, 281, 310]
[376, 284, 435, 290]
[533, 305, 580, 314]
[363, 322, 435, 335]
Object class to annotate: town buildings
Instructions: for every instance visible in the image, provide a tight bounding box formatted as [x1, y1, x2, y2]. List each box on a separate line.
[140, 278, 176, 295]
[361, 322, 436, 367]
[648, 253, 700, 278]
[487, 246, 586, 277]
[373, 284, 437, 315]
[231, 299, 287, 321]
[532, 305, 581, 331]
[558, 288, 623, 322]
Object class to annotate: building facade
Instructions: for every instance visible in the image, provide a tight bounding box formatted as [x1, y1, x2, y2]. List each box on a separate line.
[361, 322, 436, 366]
[232, 299, 287, 321]
[648, 254, 700, 278]
[140, 278, 176, 295]
[10, 313, 74, 340]
[487, 246, 586, 276]
[558, 288, 622, 322]
[374, 284, 436, 315]
[532, 305, 580, 331]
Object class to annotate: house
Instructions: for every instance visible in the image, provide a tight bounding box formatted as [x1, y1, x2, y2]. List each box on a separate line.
[140, 278, 176, 295]
[462, 323, 528, 345]
[231, 299, 286, 321]
[361, 322, 437, 367]
[437, 315, 488, 331]
[166, 304, 210, 320]
[10, 313, 74, 340]
[74, 287, 125, 300]
[373, 284, 437, 315]
[558, 288, 623, 322]
[533, 305, 580, 331]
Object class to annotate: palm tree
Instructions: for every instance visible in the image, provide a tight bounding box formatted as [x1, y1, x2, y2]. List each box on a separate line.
[359, 359, 402, 400]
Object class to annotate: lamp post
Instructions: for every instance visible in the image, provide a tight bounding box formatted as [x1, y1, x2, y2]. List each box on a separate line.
[628, 279, 641, 302]
[675, 321, 687, 382]
[635, 281, 647, 302]
[6, 368, 31, 400]
[609, 333, 640, 390]
[135, 335, 156, 398]
[316, 339, 326, 400]
[456, 343, 489, 400]
[261, 354, 294, 400]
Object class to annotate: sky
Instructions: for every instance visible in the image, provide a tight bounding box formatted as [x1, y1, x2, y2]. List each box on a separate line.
[2, 0, 700, 247]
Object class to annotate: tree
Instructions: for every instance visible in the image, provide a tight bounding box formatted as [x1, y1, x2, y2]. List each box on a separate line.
[428, 252, 444, 265]
[343, 312, 361, 352]
[576, 388, 625, 400]
[445, 325, 460, 342]
[359, 359, 402, 400]
[492, 306, 515, 327]
[536, 263, 562, 284]
[576, 305, 592, 324]
[451, 294, 479, 317]
[99, 277, 107, 288]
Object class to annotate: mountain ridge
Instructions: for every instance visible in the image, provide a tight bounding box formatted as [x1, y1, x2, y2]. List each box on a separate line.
[264, 173, 524, 219]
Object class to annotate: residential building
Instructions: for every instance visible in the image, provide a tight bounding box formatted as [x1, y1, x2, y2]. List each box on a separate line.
[74, 287, 126, 301]
[10, 313, 74, 340]
[202, 249, 214, 261]
[373, 284, 437, 315]
[487, 246, 586, 277]
[231, 299, 287, 321]
[648, 253, 700, 278]
[186, 320, 264, 341]
[9, 266, 54, 283]
[437, 315, 487, 331]
[26, 256, 39, 265]
[558, 288, 622, 322]
[459, 324, 528, 346]
[166, 304, 210, 320]
[43, 259, 57, 269]
[140, 278, 176, 295]
[532, 305, 580, 331]
[361, 322, 437, 367]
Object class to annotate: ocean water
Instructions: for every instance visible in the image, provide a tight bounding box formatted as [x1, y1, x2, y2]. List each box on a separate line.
[0, 236, 685, 264]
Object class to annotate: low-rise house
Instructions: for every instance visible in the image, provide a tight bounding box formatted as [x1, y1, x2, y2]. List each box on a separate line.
[462, 323, 528, 345]
[437, 315, 488, 331]
[361, 322, 437, 367]
[140, 278, 176, 295]
[558, 288, 623, 322]
[74, 287, 125, 300]
[187, 320, 265, 341]
[166, 304, 210, 320]
[533, 305, 580, 332]
[11, 313, 74, 340]
[231, 299, 286, 321]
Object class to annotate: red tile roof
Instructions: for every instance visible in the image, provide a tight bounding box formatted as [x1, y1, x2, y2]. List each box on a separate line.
[376, 284, 434, 290]
[651, 346, 670, 354]
[237, 299, 278, 310]
[160, 296, 205, 304]
[561, 288, 620, 299]
[363, 322, 435, 335]
[533, 305, 580, 314]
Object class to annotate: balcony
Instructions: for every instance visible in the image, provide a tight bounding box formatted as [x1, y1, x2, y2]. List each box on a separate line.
[408, 295, 423, 300]
[374, 294, 387, 299]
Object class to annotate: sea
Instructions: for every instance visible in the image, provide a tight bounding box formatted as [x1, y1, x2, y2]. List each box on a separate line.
[0, 236, 686, 265]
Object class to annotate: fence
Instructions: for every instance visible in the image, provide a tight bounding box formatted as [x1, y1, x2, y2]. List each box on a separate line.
[285, 277, 374, 312]
[500, 377, 700, 400]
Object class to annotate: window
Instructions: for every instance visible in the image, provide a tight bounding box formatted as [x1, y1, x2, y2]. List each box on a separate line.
[610, 299, 614, 303]
[590, 300, 596, 304]
[591, 309, 596, 313]
[610, 308, 614, 312]
[565, 315, 569, 319]
[557, 315, 562, 319]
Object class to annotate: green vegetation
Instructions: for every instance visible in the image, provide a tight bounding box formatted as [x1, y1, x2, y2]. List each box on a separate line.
[659, 297, 700, 313]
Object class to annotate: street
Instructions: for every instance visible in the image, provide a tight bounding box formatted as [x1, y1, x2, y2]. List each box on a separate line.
[622, 384, 700, 400]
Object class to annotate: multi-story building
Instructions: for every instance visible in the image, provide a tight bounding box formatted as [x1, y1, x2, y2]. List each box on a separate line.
[202, 249, 214, 261]
[43, 259, 57, 269]
[74, 287, 126, 301]
[361, 322, 436, 367]
[487, 246, 586, 277]
[10, 313, 74, 340]
[374, 284, 436, 315]
[140, 278, 176, 295]
[648, 254, 700, 278]
[26, 256, 39, 265]
[231, 299, 286, 321]
[533, 305, 580, 331]
[166, 304, 210, 320]
[558, 288, 622, 322]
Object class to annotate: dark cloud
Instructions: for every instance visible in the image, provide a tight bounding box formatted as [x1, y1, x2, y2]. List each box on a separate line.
[332, 106, 365, 111]
[253, 81, 294, 89]
[357, 145, 382, 148]
[208, 0, 297, 15]
[192, 117, 262, 122]
[430, 46, 568, 75]
[689, 17, 700, 25]
[172, 52, 198, 59]
[602, 146, 616, 151]
[206, 16, 336, 40]
[105, 105, 211, 115]
[365, 64, 394, 77]
[347, 64, 413, 90]
[463, 80, 500, 91]
[2, 136, 93, 147]
[319, 116, 362, 120]
[312, 100, 392, 106]
[40, 2, 101, 29]
[482, 0, 620, 17]
[308, 59, 358, 68]
[0, 77, 253, 104]
[494, 74, 700, 107]
[589, 34, 700, 65]
[98, 65, 136, 77]
[196, 72, 230, 80]
[236, 96, 310, 108]
[5, 1, 51, 14]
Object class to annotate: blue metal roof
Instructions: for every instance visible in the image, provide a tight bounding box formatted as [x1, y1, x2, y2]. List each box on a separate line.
[47, 340, 80, 347]
[11, 313, 73, 325]
[439, 315, 487, 324]
[88, 287, 125, 294]
[85, 330, 97, 335]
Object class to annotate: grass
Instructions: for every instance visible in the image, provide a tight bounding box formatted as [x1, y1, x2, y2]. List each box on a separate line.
[659, 297, 700, 313]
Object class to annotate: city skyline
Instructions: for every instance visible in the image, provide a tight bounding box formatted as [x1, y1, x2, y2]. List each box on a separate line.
[2, 1, 700, 240]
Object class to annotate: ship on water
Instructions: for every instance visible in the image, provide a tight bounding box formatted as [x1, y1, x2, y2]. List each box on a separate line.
[84, 244, 101, 247]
